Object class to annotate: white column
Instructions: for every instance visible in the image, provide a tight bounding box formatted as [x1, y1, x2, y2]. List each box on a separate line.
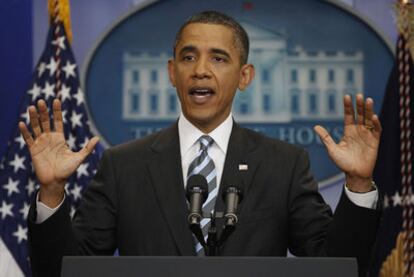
[141, 69, 149, 117]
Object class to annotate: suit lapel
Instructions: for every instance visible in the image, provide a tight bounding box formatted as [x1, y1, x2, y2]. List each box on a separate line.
[146, 122, 261, 255]
[215, 122, 261, 234]
[147, 123, 195, 255]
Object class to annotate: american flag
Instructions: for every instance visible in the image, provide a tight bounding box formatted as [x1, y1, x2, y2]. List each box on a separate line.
[371, 2, 414, 276]
[0, 10, 103, 277]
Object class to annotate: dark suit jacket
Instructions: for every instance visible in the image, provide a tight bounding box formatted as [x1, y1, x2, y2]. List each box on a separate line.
[28, 122, 381, 276]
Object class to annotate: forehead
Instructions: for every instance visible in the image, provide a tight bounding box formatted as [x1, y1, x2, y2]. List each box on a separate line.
[176, 23, 237, 53]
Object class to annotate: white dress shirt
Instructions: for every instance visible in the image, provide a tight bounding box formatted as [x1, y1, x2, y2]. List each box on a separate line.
[178, 112, 233, 189]
[36, 113, 378, 223]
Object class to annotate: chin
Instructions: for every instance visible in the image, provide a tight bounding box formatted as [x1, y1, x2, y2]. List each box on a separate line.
[186, 113, 215, 127]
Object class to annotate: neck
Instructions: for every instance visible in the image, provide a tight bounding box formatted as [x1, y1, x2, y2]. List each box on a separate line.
[192, 121, 219, 134]
[182, 113, 232, 134]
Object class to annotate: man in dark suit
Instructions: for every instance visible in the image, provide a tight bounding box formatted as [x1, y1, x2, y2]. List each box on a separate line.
[20, 11, 381, 277]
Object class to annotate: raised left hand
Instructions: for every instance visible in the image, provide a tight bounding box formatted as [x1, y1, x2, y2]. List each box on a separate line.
[314, 93, 382, 192]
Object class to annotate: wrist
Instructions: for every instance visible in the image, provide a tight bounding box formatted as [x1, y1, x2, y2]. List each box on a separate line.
[345, 175, 375, 193]
[39, 183, 65, 208]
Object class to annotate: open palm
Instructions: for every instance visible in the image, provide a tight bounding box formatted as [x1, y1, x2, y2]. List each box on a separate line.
[314, 94, 382, 191]
[19, 99, 99, 190]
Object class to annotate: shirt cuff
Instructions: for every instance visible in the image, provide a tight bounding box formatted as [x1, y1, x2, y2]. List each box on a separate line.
[344, 184, 378, 209]
[35, 192, 65, 224]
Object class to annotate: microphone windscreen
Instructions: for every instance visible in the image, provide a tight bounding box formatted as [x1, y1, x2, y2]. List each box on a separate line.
[221, 178, 243, 202]
[186, 174, 208, 201]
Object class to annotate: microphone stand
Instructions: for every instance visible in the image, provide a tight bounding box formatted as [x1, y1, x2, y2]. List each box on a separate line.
[206, 212, 217, 256]
[189, 186, 242, 256]
[189, 222, 207, 250]
[189, 211, 239, 256]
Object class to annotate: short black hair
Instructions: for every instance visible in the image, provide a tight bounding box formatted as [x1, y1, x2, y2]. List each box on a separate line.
[173, 11, 250, 65]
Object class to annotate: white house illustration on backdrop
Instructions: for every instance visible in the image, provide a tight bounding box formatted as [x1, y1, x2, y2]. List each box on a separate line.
[122, 22, 364, 122]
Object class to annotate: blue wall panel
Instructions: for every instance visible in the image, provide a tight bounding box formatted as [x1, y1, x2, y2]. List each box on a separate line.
[0, 0, 33, 159]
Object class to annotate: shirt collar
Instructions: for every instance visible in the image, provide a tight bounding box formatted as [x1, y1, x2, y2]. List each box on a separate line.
[178, 112, 233, 156]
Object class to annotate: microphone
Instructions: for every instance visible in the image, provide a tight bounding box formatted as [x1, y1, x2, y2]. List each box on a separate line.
[222, 186, 243, 226]
[186, 174, 208, 225]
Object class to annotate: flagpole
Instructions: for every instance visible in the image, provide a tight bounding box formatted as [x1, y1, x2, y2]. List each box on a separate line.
[396, 0, 414, 275]
[52, 0, 63, 96]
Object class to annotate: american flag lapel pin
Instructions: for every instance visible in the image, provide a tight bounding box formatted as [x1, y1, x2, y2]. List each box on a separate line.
[239, 164, 248, 171]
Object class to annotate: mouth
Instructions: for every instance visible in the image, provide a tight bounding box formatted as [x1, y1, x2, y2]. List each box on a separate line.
[188, 87, 215, 104]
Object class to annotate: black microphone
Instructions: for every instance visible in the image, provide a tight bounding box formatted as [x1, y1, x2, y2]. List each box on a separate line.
[186, 174, 208, 225]
[222, 186, 243, 226]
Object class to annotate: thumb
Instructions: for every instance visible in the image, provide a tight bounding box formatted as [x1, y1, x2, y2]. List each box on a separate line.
[78, 136, 100, 161]
[314, 125, 336, 151]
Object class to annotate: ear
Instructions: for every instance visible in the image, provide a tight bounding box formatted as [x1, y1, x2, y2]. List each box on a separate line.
[238, 63, 255, 91]
[167, 59, 176, 87]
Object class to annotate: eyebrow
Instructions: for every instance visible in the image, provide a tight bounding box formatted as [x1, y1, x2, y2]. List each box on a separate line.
[178, 45, 231, 60]
[178, 45, 197, 56]
[210, 48, 231, 60]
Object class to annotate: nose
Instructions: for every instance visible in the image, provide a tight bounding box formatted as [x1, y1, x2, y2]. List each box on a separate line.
[192, 58, 211, 79]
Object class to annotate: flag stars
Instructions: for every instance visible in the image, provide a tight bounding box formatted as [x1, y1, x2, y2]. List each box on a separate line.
[15, 135, 26, 149]
[71, 111, 83, 129]
[70, 184, 82, 201]
[0, 201, 14, 220]
[62, 61, 76, 79]
[62, 110, 68, 124]
[70, 205, 76, 219]
[3, 178, 20, 197]
[9, 154, 26, 173]
[52, 36, 66, 50]
[19, 202, 30, 220]
[37, 62, 46, 77]
[59, 84, 71, 102]
[384, 192, 414, 209]
[27, 83, 41, 101]
[76, 163, 89, 178]
[42, 81, 55, 99]
[46, 57, 58, 76]
[73, 88, 84, 106]
[26, 179, 37, 196]
[392, 191, 402, 207]
[13, 225, 28, 244]
[20, 110, 30, 124]
[67, 133, 76, 150]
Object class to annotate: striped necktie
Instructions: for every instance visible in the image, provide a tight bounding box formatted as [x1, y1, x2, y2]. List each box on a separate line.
[187, 135, 217, 255]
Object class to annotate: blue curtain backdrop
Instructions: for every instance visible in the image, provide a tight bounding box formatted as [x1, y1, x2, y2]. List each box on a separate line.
[0, 0, 33, 160]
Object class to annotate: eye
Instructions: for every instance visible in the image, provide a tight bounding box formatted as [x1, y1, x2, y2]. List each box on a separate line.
[182, 55, 196, 62]
[212, 56, 226, 63]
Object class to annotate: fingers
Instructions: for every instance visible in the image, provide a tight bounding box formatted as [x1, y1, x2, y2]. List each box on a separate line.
[372, 114, 382, 137]
[38, 99, 51, 133]
[18, 121, 34, 147]
[28, 105, 42, 138]
[79, 136, 100, 160]
[29, 99, 57, 137]
[343, 94, 355, 126]
[356, 94, 364, 125]
[364, 97, 374, 126]
[18, 98, 65, 146]
[358, 93, 381, 134]
[345, 93, 381, 133]
[52, 99, 64, 133]
[314, 125, 336, 151]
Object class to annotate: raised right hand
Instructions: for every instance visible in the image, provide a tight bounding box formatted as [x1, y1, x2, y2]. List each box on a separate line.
[19, 99, 99, 207]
